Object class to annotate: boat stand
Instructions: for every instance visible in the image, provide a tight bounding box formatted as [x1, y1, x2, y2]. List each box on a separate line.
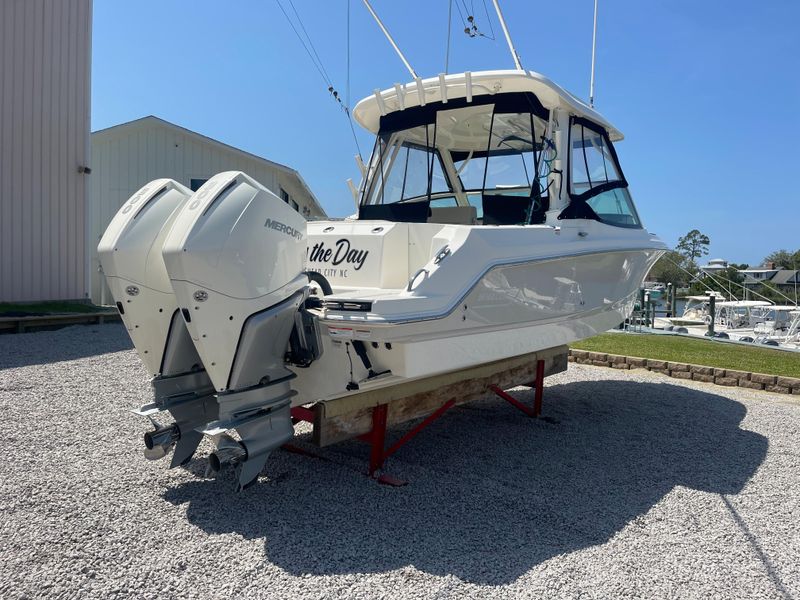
[287, 355, 554, 486]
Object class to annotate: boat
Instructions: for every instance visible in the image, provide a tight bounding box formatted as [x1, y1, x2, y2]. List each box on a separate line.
[97, 15, 666, 489]
[643, 281, 665, 301]
[654, 292, 728, 329]
[751, 306, 800, 348]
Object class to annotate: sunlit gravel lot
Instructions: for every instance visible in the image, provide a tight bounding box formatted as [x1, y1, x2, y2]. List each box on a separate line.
[0, 324, 798, 599]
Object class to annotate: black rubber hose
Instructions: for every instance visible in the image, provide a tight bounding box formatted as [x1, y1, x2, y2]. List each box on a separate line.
[305, 271, 333, 296]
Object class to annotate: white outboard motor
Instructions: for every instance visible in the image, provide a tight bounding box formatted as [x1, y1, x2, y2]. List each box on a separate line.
[98, 179, 216, 468]
[162, 171, 308, 489]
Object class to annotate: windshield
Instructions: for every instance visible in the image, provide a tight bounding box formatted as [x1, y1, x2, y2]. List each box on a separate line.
[360, 93, 552, 224]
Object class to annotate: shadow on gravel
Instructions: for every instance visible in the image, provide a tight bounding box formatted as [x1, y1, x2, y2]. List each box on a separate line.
[163, 380, 768, 585]
[0, 324, 132, 370]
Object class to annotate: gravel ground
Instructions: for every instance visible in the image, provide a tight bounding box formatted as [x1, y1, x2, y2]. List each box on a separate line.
[0, 324, 798, 599]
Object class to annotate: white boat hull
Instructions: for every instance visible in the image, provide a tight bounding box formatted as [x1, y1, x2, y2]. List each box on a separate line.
[293, 246, 660, 403]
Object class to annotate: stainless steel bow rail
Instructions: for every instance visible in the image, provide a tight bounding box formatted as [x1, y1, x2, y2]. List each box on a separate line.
[286, 345, 567, 485]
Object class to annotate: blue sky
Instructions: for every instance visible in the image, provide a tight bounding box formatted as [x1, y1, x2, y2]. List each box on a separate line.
[92, 1, 799, 266]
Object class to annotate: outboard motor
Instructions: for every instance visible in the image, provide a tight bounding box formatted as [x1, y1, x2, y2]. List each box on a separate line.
[162, 171, 307, 489]
[98, 179, 217, 467]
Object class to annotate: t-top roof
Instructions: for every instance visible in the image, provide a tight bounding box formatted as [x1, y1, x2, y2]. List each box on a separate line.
[352, 70, 623, 140]
[717, 301, 772, 307]
[764, 305, 800, 311]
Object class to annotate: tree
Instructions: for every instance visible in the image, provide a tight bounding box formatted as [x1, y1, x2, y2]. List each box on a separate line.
[764, 249, 800, 269]
[754, 281, 785, 303]
[676, 229, 710, 269]
[688, 266, 744, 298]
[647, 251, 689, 287]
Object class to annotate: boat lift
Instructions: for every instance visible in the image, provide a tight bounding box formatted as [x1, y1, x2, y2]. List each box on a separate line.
[287, 345, 567, 485]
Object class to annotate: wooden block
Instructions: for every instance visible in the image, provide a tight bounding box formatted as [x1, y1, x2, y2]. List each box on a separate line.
[312, 347, 568, 447]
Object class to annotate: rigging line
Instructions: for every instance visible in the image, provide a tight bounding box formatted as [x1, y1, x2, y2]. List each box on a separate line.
[344, 0, 363, 160]
[346, 111, 364, 161]
[346, 0, 351, 110]
[454, 0, 468, 30]
[460, 0, 475, 35]
[663, 255, 797, 305]
[287, 0, 333, 85]
[481, 0, 496, 40]
[275, 0, 330, 87]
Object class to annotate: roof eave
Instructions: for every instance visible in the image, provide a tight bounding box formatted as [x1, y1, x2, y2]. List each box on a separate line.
[91, 115, 327, 217]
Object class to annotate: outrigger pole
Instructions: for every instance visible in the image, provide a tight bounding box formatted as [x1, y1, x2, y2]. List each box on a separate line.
[362, 0, 418, 79]
[589, 0, 599, 107]
[491, 0, 523, 71]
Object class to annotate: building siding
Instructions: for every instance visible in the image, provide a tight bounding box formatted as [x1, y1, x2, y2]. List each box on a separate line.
[89, 117, 325, 303]
[0, 0, 92, 302]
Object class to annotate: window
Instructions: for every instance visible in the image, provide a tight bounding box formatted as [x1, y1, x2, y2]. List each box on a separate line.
[366, 126, 451, 205]
[190, 178, 208, 192]
[565, 117, 642, 228]
[280, 187, 300, 212]
[586, 188, 640, 227]
[483, 112, 537, 193]
[569, 123, 622, 196]
[358, 92, 552, 224]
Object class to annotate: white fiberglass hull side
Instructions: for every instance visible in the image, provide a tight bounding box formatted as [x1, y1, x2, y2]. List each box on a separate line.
[291, 245, 661, 404]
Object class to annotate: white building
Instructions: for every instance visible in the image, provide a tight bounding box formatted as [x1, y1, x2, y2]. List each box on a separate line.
[89, 115, 326, 304]
[699, 258, 728, 277]
[0, 0, 92, 302]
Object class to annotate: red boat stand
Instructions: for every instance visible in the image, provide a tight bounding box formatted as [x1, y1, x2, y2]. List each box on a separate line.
[289, 358, 547, 485]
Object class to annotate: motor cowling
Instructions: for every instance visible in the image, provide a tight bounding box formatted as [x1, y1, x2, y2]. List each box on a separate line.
[97, 179, 202, 377]
[161, 171, 308, 393]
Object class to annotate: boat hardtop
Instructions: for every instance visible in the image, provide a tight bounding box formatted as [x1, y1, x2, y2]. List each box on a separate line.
[353, 70, 623, 139]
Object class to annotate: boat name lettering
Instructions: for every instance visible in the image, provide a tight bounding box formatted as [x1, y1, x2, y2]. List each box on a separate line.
[308, 238, 368, 271]
[264, 218, 303, 240]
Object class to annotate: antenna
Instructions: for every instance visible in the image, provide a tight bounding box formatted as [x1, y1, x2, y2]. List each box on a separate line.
[589, 0, 598, 107]
[490, 0, 523, 70]
[362, 0, 418, 78]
